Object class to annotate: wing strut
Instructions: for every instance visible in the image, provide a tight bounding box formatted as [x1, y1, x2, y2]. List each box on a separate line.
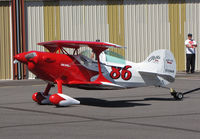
[93, 49, 111, 83]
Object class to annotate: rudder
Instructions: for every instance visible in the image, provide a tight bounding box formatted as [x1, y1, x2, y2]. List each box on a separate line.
[139, 49, 176, 86]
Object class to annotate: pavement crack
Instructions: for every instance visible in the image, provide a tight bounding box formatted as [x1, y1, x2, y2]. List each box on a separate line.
[110, 120, 200, 134]
[110, 112, 200, 120]
[0, 106, 104, 121]
[0, 120, 92, 129]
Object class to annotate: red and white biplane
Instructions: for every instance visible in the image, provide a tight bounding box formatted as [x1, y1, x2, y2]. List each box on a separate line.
[14, 40, 183, 107]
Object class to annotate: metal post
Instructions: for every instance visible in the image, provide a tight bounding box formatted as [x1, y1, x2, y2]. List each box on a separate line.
[16, 0, 22, 80]
[21, 0, 27, 79]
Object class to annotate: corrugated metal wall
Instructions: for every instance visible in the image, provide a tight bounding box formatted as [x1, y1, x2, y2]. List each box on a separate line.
[60, 0, 110, 54]
[168, 0, 186, 71]
[22, 0, 200, 80]
[25, 1, 44, 79]
[124, 0, 170, 63]
[44, 1, 61, 41]
[0, 1, 12, 80]
[60, 1, 109, 41]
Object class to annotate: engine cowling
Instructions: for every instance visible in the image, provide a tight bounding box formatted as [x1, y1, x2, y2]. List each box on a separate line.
[32, 92, 51, 105]
[49, 93, 80, 107]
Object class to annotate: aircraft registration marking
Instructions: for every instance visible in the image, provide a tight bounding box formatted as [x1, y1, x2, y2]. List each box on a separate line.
[61, 63, 71, 67]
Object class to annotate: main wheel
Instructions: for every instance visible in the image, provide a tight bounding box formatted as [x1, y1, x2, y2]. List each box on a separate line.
[32, 92, 51, 104]
[174, 92, 184, 100]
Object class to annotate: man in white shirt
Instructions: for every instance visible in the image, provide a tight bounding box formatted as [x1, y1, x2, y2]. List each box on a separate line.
[185, 33, 197, 73]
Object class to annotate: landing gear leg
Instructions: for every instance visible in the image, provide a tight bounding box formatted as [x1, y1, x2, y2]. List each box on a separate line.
[44, 83, 54, 96]
[49, 80, 80, 107]
[56, 80, 63, 94]
[170, 88, 184, 100]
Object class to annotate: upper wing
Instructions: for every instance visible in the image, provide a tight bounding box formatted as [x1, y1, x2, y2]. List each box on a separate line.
[37, 40, 122, 53]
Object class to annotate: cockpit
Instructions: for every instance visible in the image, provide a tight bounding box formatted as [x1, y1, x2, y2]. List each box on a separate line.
[60, 46, 125, 69]
[79, 49, 125, 65]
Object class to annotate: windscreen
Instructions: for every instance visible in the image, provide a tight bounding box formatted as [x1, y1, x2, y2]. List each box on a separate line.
[104, 50, 125, 64]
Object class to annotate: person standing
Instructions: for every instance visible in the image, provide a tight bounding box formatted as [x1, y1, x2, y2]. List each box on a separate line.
[185, 33, 197, 73]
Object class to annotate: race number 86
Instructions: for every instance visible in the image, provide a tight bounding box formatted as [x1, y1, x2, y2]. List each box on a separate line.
[110, 65, 132, 80]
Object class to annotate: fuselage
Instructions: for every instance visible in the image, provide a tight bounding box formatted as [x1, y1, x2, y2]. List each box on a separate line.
[13, 41, 179, 107]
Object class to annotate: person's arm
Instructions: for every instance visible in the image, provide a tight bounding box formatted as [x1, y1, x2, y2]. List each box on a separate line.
[186, 44, 192, 48]
[192, 41, 197, 47]
[192, 44, 197, 48]
[185, 40, 192, 48]
[91, 52, 95, 59]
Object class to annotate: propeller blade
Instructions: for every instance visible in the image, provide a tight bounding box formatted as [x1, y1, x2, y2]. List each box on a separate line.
[13, 59, 20, 64]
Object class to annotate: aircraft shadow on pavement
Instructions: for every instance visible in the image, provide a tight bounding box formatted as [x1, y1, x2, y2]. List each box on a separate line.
[143, 97, 176, 101]
[76, 86, 200, 108]
[76, 97, 151, 108]
[76, 97, 177, 108]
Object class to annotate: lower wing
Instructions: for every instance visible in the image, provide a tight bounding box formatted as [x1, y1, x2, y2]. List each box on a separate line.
[67, 81, 125, 90]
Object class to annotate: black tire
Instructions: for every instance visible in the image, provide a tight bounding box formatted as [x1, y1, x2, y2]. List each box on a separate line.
[174, 92, 184, 100]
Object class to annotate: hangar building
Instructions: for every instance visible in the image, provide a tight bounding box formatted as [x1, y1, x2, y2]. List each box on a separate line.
[0, 0, 200, 80]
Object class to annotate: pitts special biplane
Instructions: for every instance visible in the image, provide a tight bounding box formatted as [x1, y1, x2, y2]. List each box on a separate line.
[14, 40, 183, 107]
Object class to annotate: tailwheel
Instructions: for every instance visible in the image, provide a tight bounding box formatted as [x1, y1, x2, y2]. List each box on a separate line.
[175, 92, 184, 100]
[170, 88, 184, 101]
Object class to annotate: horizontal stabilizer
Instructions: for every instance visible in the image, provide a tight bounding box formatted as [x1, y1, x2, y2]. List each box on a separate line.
[139, 71, 175, 87]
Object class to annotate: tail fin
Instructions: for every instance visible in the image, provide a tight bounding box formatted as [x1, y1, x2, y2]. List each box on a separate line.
[138, 49, 176, 86]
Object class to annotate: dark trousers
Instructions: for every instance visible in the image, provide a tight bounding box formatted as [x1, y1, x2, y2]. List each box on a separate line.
[186, 54, 195, 73]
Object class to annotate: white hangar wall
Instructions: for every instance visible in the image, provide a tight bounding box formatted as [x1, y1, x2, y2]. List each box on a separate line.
[0, 1, 12, 80]
[23, 0, 200, 79]
[124, 0, 171, 63]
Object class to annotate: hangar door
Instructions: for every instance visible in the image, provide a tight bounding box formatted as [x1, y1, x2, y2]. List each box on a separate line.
[0, 1, 12, 80]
